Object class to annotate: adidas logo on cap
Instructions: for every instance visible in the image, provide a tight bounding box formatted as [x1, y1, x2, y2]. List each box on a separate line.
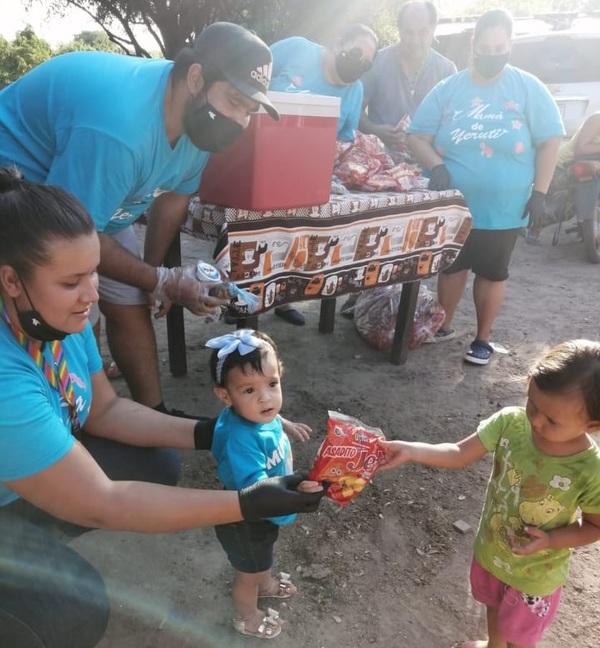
[250, 63, 272, 89]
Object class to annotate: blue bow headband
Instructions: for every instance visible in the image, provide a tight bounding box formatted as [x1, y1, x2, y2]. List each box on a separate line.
[206, 329, 266, 384]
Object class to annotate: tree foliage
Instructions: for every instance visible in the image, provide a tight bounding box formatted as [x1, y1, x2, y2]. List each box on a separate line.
[39, 0, 404, 59]
[34, 0, 600, 60]
[0, 28, 127, 83]
[0, 28, 53, 85]
[6, 0, 598, 84]
[56, 30, 123, 54]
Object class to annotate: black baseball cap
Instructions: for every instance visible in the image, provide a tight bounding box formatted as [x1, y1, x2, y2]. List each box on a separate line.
[194, 22, 279, 120]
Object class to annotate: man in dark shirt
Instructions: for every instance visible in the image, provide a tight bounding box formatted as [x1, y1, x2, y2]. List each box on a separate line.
[358, 1, 456, 159]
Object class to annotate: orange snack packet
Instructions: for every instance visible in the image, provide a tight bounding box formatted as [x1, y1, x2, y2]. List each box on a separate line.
[308, 411, 385, 507]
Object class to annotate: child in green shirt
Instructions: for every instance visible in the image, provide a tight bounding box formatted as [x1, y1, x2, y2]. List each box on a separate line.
[380, 339, 600, 648]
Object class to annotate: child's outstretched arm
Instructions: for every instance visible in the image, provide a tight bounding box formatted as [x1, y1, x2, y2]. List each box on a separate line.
[512, 512, 600, 556]
[279, 416, 311, 442]
[378, 432, 487, 471]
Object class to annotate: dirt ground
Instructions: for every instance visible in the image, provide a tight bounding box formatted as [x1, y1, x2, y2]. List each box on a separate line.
[78, 222, 600, 648]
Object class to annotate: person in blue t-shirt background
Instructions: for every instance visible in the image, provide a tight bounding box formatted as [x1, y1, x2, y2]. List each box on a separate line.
[407, 9, 564, 366]
[206, 329, 320, 639]
[267, 23, 378, 326]
[0, 22, 280, 416]
[269, 23, 378, 143]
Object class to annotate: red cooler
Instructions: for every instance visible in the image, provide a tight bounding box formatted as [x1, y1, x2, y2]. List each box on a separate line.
[198, 91, 341, 211]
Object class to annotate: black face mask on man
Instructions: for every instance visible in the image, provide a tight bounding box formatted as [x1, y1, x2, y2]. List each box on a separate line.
[473, 52, 510, 80]
[335, 47, 371, 84]
[14, 280, 68, 341]
[183, 94, 244, 153]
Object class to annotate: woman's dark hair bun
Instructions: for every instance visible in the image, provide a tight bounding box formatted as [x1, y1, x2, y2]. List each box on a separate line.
[0, 166, 24, 194]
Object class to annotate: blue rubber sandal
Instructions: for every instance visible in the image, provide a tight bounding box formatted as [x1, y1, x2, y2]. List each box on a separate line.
[464, 340, 494, 366]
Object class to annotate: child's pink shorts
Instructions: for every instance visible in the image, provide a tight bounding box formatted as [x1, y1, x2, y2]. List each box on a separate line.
[470, 558, 562, 645]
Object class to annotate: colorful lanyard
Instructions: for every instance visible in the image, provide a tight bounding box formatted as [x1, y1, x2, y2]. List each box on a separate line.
[0, 298, 81, 437]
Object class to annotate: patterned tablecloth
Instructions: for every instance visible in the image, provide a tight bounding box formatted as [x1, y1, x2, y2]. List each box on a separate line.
[184, 189, 472, 316]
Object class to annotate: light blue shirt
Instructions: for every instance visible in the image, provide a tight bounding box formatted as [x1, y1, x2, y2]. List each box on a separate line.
[0, 52, 210, 234]
[211, 407, 295, 526]
[408, 66, 565, 230]
[269, 37, 363, 142]
[0, 322, 102, 506]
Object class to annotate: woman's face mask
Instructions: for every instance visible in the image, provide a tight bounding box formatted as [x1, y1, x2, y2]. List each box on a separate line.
[335, 46, 373, 84]
[183, 93, 244, 152]
[473, 52, 510, 79]
[14, 280, 68, 341]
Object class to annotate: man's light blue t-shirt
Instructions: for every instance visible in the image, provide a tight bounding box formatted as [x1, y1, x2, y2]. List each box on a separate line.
[0, 52, 210, 234]
[408, 66, 565, 230]
[0, 322, 102, 506]
[269, 37, 363, 142]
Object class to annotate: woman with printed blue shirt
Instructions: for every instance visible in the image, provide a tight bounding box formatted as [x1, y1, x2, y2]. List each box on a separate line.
[0, 168, 324, 648]
[408, 9, 564, 366]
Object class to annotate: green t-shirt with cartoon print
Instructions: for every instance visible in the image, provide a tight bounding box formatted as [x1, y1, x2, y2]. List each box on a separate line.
[474, 406, 600, 596]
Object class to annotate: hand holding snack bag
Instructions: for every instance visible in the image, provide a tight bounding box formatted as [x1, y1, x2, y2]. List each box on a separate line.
[308, 411, 385, 507]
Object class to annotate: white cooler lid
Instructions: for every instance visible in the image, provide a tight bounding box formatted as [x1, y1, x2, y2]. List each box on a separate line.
[256, 91, 341, 118]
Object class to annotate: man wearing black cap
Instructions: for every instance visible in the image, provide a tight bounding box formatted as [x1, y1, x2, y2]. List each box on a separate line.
[0, 22, 278, 414]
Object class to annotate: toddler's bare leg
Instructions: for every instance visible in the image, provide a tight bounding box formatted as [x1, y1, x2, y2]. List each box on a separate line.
[258, 570, 297, 598]
[232, 569, 281, 633]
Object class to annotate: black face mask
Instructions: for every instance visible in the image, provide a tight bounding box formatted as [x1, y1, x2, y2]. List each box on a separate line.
[473, 52, 510, 79]
[335, 47, 372, 84]
[14, 281, 68, 341]
[183, 95, 244, 153]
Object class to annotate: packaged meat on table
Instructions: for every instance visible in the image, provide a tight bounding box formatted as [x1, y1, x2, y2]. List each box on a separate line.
[333, 131, 427, 193]
[308, 411, 385, 507]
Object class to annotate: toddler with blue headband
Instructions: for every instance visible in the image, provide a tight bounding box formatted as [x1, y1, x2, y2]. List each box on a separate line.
[206, 329, 320, 639]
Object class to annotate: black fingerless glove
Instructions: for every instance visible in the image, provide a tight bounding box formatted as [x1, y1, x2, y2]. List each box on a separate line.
[238, 473, 325, 521]
[428, 164, 451, 191]
[193, 417, 216, 450]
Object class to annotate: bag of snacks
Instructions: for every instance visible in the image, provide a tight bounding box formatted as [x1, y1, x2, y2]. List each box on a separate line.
[308, 411, 385, 507]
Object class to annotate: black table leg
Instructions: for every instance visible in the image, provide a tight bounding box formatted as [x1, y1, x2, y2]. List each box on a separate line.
[319, 298, 337, 333]
[236, 316, 259, 330]
[390, 280, 420, 365]
[165, 234, 187, 377]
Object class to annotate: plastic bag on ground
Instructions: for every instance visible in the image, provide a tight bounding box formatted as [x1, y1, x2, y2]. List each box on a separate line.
[353, 284, 445, 351]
